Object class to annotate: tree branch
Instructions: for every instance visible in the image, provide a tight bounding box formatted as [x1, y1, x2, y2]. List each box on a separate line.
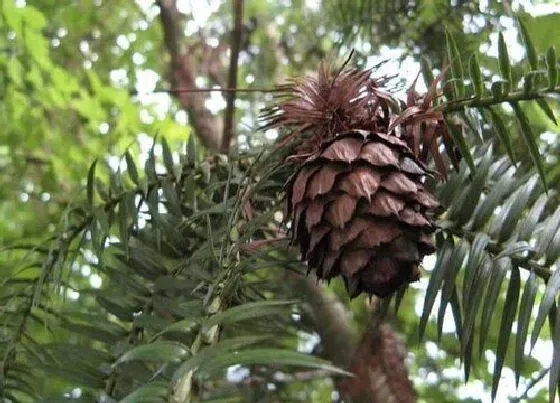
[293, 276, 416, 402]
[339, 317, 417, 403]
[446, 226, 552, 280]
[441, 88, 560, 113]
[510, 366, 549, 403]
[222, 0, 244, 153]
[295, 276, 359, 368]
[148, 86, 282, 94]
[157, 0, 222, 151]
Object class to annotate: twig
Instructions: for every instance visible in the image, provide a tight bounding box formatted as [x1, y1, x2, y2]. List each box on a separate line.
[241, 237, 289, 252]
[509, 367, 549, 402]
[148, 87, 282, 94]
[157, 0, 222, 150]
[222, 0, 244, 153]
[441, 88, 560, 113]
[445, 226, 552, 280]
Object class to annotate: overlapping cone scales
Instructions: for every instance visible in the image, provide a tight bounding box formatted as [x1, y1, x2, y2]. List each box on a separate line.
[265, 61, 445, 297]
[287, 130, 437, 297]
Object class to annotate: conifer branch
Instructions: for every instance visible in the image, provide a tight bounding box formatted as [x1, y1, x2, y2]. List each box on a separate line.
[442, 88, 560, 113]
[446, 226, 553, 280]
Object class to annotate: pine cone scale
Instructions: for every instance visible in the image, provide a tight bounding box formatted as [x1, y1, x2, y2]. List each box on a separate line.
[269, 63, 444, 298]
[289, 131, 436, 297]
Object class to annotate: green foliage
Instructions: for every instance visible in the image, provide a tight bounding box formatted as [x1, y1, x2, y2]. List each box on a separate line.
[433, 27, 559, 189]
[0, 136, 346, 401]
[420, 144, 560, 402]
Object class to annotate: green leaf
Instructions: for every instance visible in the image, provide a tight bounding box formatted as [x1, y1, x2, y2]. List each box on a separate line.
[49, 343, 110, 367]
[114, 341, 189, 366]
[523, 71, 536, 94]
[496, 176, 539, 242]
[471, 166, 514, 231]
[118, 197, 129, 258]
[151, 319, 198, 341]
[438, 160, 470, 206]
[545, 229, 560, 266]
[518, 194, 548, 241]
[549, 302, 560, 403]
[463, 256, 491, 361]
[437, 240, 469, 340]
[537, 206, 560, 258]
[445, 28, 465, 98]
[172, 335, 269, 383]
[479, 258, 508, 357]
[91, 207, 109, 260]
[127, 191, 138, 231]
[115, 245, 167, 281]
[469, 53, 484, 97]
[511, 102, 547, 190]
[495, 241, 534, 260]
[517, 16, 539, 70]
[95, 180, 110, 202]
[62, 322, 122, 345]
[125, 151, 139, 185]
[162, 180, 182, 217]
[419, 236, 453, 341]
[120, 382, 168, 403]
[87, 159, 97, 209]
[536, 98, 557, 125]
[449, 288, 463, 342]
[462, 108, 484, 143]
[531, 267, 560, 350]
[41, 363, 105, 389]
[204, 300, 296, 328]
[491, 80, 505, 99]
[145, 140, 157, 182]
[515, 271, 538, 386]
[421, 57, 435, 91]
[463, 233, 490, 307]
[547, 46, 558, 89]
[147, 189, 162, 250]
[187, 135, 197, 166]
[162, 137, 175, 177]
[109, 170, 123, 196]
[486, 107, 516, 166]
[491, 265, 520, 401]
[96, 294, 139, 321]
[445, 118, 475, 175]
[498, 32, 512, 90]
[196, 349, 351, 380]
[464, 328, 475, 381]
[450, 149, 492, 226]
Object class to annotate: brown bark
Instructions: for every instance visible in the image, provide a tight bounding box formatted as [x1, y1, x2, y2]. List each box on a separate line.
[297, 276, 359, 369]
[296, 276, 416, 403]
[221, 0, 244, 152]
[157, 0, 222, 151]
[339, 320, 417, 403]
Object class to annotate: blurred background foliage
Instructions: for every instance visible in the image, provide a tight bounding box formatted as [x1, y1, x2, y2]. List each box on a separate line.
[1, 0, 560, 402]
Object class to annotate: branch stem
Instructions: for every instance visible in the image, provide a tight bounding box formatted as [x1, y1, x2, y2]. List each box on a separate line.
[510, 367, 549, 403]
[441, 88, 560, 113]
[150, 87, 283, 94]
[222, 0, 244, 153]
[446, 226, 552, 280]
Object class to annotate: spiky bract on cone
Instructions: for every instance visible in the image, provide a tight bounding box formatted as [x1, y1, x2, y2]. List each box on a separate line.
[265, 61, 447, 298]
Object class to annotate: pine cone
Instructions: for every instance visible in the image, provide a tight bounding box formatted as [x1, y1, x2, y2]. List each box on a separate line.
[286, 129, 437, 297]
[264, 59, 446, 298]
